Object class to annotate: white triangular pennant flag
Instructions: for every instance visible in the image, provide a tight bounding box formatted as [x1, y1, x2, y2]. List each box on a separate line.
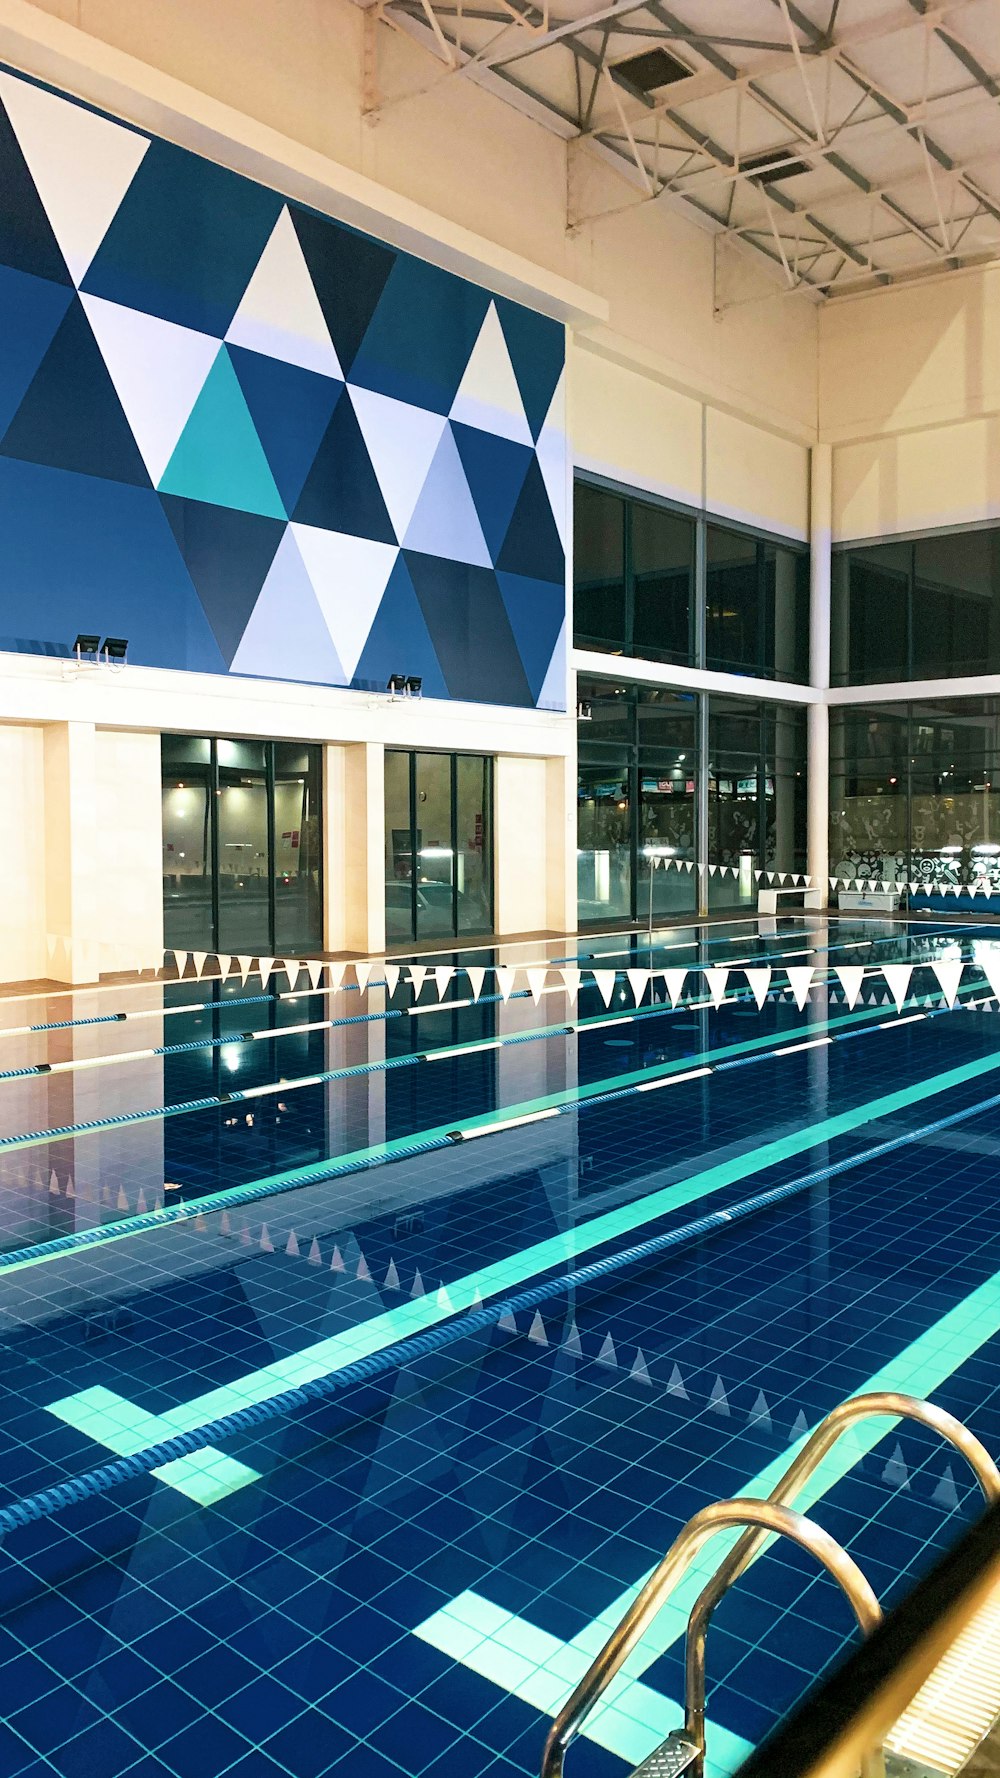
[685, 860, 694, 873]
[626, 969, 651, 1006]
[592, 969, 616, 1007]
[596, 1333, 618, 1368]
[326, 962, 346, 992]
[662, 968, 687, 1007]
[409, 964, 428, 997]
[666, 1363, 688, 1400]
[525, 967, 547, 1004]
[786, 966, 814, 1009]
[189, 951, 208, 979]
[236, 954, 253, 983]
[882, 963, 912, 1012]
[355, 961, 372, 993]
[708, 1377, 730, 1416]
[384, 1258, 400, 1290]
[835, 965, 864, 1008]
[708, 863, 717, 877]
[434, 965, 455, 999]
[528, 1311, 548, 1346]
[561, 967, 581, 1001]
[829, 877, 838, 891]
[744, 967, 771, 1009]
[977, 950, 1000, 1002]
[931, 959, 963, 1007]
[466, 966, 486, 1001]
[563, 1320, 583, 1358]
[306, 960, 324, 991]
[495, 966, 516, 1001]
[704, 967, 729, 1008]
[257, 957, 275, 989]
[384, 963, 400, 997]
[630, 1350, 652, 1386]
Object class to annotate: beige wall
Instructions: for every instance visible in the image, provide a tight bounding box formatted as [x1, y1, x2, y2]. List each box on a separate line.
[95, 729, 163, 972]
[0, 724, 46, 983]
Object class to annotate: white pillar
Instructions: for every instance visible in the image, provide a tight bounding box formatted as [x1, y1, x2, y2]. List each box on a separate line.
[324, 740, 385, 957]
[44, 721, 100, 984]
[808, 443, 832, 901]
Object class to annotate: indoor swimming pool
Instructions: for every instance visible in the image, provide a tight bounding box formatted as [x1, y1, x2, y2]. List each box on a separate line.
[1, 914, 999, 1778]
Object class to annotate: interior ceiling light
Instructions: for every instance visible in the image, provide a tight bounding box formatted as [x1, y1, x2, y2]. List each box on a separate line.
[612, 47, 690, 94]
[741, 148, 811, 185]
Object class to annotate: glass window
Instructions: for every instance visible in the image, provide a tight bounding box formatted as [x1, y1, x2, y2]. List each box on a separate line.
[385, 750, 414, 945]
[385, 751, 494, 944]
[832, 526, 1000, 686]
[631, 504, 694, 664]
[707, 696, 805, 912]
[706, 526, 760, 675]
[637, 688, 697, 918]
[455, 754, 493, 936]
[574, 483, 625, 653]
[217, 740, 270, 954]
[162, 736, 213, 952]
[415, 753, 455, 942]
[273, 743, 322, 954]
[578, 751, 633, 924]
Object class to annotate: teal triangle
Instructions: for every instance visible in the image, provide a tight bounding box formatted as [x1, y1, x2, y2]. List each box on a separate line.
[158, 345, 285, 519]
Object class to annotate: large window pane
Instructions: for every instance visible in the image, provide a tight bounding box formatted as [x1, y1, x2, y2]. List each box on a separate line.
[578, 752, 632, 922]
[273, 743, 322, 953]
[637, 688, 696, 917]
[162, 736, 213, 952]
[415, 753, 455, 940]
[455, 755, 492, 934]
[912, 530, 1000, 679]
[574, 483, 626, 653]
[217, 739, 270, 954]
[385, 750, 414, 945]
[765, 542, 810, 682]
[706, 526, 760, 675]
[631, 504, 694, 664]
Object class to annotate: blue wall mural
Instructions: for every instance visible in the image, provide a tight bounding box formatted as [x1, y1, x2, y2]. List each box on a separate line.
[0, 65, 567, 709]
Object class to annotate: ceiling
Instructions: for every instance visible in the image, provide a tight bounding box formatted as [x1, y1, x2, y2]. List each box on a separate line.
[364, 0, 1000, 300]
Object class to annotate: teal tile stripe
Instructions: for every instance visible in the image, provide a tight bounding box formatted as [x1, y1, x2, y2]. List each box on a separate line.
[46, 1041, 1000, 1501]
[414, 1260, 1000, 1774]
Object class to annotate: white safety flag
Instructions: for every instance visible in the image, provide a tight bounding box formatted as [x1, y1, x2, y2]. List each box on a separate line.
[626, 968, 651, 1006]
[434, 965, 454, 999]
[881, 963, 912, 1011]
[384, 963, 401, 997]
[662, 968, 687, 1007]
[189, 951, 208, 979]
[592, 969, 616, 1007]
[327, 962, 347, 993]
[704, 967, 729, 1007]
[355, 961, 372, 993]
[258, 957, 275, 989]
[409, 964, 428, 998]
[835, 965, 864, 1008]
[306, 960, 325, 991]
[786, 966, 814, 1009]
[495, 966, 517, 1001]
[561, 967, 581, 1001]
[931, 959, 963, 1007]
[744, 967, 771, 1009]
[525, 967, 547, 1004]
[465, 966, 485, 1001]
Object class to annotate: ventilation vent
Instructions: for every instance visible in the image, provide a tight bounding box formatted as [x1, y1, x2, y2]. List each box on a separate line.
[613, 48, 691, 92]
[741, 148, 811, 184]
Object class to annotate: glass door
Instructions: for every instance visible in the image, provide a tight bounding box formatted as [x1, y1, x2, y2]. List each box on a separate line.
[217, 739, 271, 954]
[384, 751, 494, 945]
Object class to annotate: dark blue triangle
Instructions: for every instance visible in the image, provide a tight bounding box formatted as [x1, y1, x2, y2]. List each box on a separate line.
[0, 99, 72, 286]
[227, 344, 343, 514]
[82, 137, 282, 335]
[351, 256, 491, 414]
[0, 296, 151, 488]
[495, 298, 564, 440]
[352, 556, 448, 698]
[495, 455, 564, 585]
[292, 392, 395, 543]
[160, 495, 285, 665]
[450, 422, 533, 563]
[403, 551, 533, 707]
[289, 206, 395, 376]
[496, 570, 565, 704]
[0, 264, 73, 437]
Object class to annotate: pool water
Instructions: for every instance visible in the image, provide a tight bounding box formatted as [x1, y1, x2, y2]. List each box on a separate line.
[0, 915, 999, 1778]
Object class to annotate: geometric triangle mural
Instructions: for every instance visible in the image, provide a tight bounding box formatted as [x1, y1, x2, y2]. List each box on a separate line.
[0, 67, 567, 709]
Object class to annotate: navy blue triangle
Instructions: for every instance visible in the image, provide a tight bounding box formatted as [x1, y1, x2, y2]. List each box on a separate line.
[160, 494, 285, 664]
[496, 570, 565, 704]
[292, 392, 395, 543]
[227, 344, 343, 515]
[495, 298, 564, 440]
[0, 264, 73, 437]
[0, 100, 72, 287]
[289, 206, 395, 376]
[450, 422, 533, 562]
[0, 297, 151, 488]
[83, 138, 282, 336]
[351, 256, 491, 415]
[495, 455, 564, 585]
[352, 556, 448, 698]
[403, 551, 533, 707]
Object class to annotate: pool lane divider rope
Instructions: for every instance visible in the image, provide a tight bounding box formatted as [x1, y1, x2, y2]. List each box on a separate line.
[7, 1068, 1000, 1535]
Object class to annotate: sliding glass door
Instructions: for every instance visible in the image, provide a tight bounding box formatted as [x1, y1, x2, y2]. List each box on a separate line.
[385, 750, 493, 946]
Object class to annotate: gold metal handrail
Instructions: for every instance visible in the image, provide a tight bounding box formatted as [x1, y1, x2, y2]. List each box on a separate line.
[539, 1497, 882, 1778]
[683, 1391, 1000, 1777]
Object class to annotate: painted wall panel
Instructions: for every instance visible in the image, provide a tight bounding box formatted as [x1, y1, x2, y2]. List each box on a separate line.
[832, 417, 1000, 541]
[704, 408, 809, 541]
[0, 62, 567, 710]
[0, 722, 45, 982]
[571, 345, 702, 508]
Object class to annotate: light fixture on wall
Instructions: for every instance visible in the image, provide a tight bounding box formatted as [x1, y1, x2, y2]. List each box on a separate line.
[73, 633, 100, 661]
[387, 672, 407, 696]
[405, 676, 423, 698]
[102, 636, 129, 669]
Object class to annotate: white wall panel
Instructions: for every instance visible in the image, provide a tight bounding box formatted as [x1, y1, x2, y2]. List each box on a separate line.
[0, 723, 45, 983]
[571, 345, 703, 509]
[705, 409, 810, 541]
[832, 417, 1000, 541]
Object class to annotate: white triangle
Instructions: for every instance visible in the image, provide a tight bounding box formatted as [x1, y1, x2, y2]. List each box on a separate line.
[0, 70, 149, 284]
[307, 1237, 322, 1265]
[384, 963, 401, 997]
[666, 1363, 688, 1399]
[449, 300, 533, 444]
[563, 1320, 583, 1358]
[704, 967, 729, 1008]
[835, 964, 865, 1008]
[708, 863, 717, 877]
[596, 1332, 618, 1368]
[466, 966, 486, 1000]
[355, 962, 373, 993]
[535, 619, 567, 714]
[384, 1259, 400, 1290]
[560, 967, 581, 1001]
[330, 1243, 345, 1272]
[790, 1409, 810, 1441]
[259, 1223, 273, 1253]
[708, 1376, 730, 1416]
[411, 1268, 425, 1297]
[409, 964, 428, 998]
[286, 1229, 300, 1257]
[497, 1308, 518, 1333]
[226, 206, 342, 377]
[747, 1389, 773, 1434]
[630, 1349, 652, 1387]
[978, 949, 1000, 1002]
[434, 965, 455, 999]
[626, 969, 651, 1006]
[932, 1463, 960, 1510]
[291, 523, 398, 681]
[662, 968, 687, 1007]
[526, 967, 547, 1003]
[528, 1310, 548, 1345]
[931, 958, 963, 1007]
[882, 1441, 910, 1490]
[535, 368, 567, 546]
[495, 966, 517, 1002]
[357, 1252, 372, 1282]
[348, 385, 447, 540]
[786, 966, 814, 1010]
[592, 970, 616, 1007]
[306, 960, 325, 991]
[744, 967, 771, 1009]
[327, 962, 347, 992]
[259, 958, 275, 989]
[436, 1284, 453, 1310]
[882, 963, 913, 1012]
[80, 295, 219, 485]
[403, 424, 492, 568]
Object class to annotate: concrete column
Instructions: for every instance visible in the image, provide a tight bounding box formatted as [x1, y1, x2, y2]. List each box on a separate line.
[545, 752, 577, 935]
[808, 443, 832, 901]
[44, 721, 100, 984]
[324, 740, 385, 956]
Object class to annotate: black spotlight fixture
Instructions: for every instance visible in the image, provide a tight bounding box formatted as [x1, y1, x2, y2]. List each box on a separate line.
[387, 672, 408, 695]
[577, 699, 593, 721]
[405, 675, 423, 698]
[102, 636, 129, 662]
[73, 633, 100, 660]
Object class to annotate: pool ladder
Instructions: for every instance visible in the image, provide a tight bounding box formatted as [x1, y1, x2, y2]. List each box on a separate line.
[539, 1392, 1000, 1778]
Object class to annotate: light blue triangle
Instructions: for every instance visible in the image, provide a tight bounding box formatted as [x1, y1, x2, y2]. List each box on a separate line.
[229, 527, 346, 685]
[403, 423, 491, 568]
[158, 345, 285, 519]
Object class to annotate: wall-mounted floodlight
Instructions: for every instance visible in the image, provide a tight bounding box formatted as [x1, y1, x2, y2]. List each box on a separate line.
[387, 673, 407, 695]
[73, 634, 100, 660]
[102, 637, 129, 662]
[405, 676, 423, 698]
